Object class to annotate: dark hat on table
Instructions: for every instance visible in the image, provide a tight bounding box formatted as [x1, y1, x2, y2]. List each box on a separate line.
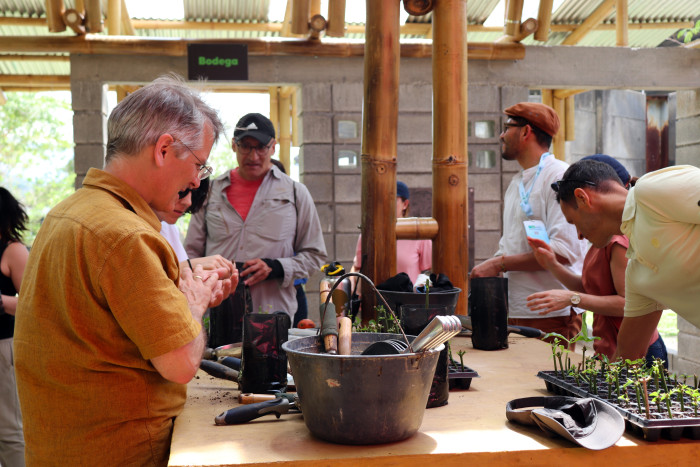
[234, 113, 275, 145]
[506, 396, 625, 450]
[581, 154, 630, 186]
[504, 102, 560, 137]
[397, 181, 410, 200]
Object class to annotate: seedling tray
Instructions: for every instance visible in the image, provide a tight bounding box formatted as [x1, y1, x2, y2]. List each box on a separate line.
[538, 370, 700, 442]
[448, 362, 479, 390]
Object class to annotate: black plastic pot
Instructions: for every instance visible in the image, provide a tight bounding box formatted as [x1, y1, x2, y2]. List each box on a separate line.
[376, 288, 462, 316]
[282, 333, 441, 445]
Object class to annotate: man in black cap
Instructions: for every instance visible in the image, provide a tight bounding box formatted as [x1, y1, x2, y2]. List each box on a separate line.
[185, 113, 326, 342]
[470, 103, 587, 344]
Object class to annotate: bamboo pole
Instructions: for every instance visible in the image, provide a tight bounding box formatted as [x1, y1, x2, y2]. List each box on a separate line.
[85, 0, 103, 33]
[616, 0, 629, 47]
[326, 0, 346, 37]
[308, 14, 327, 40]
[396, 217, 439, 240]
[0, 75, 70, 86]
[279, 87, 292, 171]
[433, 0, 468, 316]
[0, 89, 6, 105]
[0, 54, 69, 61]
[359, 0, 400, 322]
[541, 88, 553, 108]
[552, 96, 565, 159]
[504, 0, 524, 37]
[46, 0, 66, 33]
[281, 0, 294, 37]
[553, 89, 584, 99]
[63, 9, 85, 35]
[107, 0, 121, 35]
[291, 88, 300, 147]
[495, 17, 538, 43]
[534, 0, 553, 41]
[564, 95, 575, 141]
[0, 35, 525, 60]
[310, 0, 322, 17]
[291, 0, 310, 35]
[269, 86, 280, 139]
[562, 0, 615, 46]
[120, 0, 135, 36]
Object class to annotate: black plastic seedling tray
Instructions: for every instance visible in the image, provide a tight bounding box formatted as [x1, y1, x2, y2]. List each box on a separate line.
[538, 371, 700, 442]
[448, 362, 479, 390]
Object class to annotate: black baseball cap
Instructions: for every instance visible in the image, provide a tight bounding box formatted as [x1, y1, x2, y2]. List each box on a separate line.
[233, 113, 275, 145]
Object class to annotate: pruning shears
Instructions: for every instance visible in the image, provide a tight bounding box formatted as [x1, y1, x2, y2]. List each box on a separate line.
[214, 394, 301, 425]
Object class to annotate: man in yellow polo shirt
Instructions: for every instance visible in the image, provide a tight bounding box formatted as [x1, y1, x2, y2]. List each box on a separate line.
[551, 159, 700, 361]
[14, 75, 235, 466]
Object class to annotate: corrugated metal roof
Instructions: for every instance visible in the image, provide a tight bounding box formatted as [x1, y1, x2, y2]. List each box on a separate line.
[0, 0, 698, 83]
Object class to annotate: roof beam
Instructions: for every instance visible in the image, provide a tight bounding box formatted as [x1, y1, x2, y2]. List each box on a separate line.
[562, 0, 616, 45]
[0, 35, 525, 60]
[0, 74, 70, 86]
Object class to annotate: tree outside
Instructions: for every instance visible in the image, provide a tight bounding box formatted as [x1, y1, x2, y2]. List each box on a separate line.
[0, 92, 75, 246]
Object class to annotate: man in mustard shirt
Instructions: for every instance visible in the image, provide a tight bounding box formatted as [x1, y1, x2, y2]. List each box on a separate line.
[14, 75, 235, 466]
[551, 159, 700, 361]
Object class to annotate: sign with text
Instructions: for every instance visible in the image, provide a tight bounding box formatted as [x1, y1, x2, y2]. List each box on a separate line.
[187, 44, 248, 81]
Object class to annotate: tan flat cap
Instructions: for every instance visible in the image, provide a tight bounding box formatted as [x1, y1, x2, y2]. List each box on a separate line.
[504, 102, 560, 137]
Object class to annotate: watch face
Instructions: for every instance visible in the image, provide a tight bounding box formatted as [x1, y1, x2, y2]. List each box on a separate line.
[571, 294, 581, 305]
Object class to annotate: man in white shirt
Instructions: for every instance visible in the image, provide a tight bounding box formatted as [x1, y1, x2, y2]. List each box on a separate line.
[470, 102, 587, 343]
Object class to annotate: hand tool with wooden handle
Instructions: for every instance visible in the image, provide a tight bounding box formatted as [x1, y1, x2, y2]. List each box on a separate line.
[238, 392, 297, 404]
[200, 360, 239, 382]
[337, 316, 352, 355]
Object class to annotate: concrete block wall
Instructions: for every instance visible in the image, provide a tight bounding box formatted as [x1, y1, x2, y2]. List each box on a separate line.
[672, 89, 700, 375]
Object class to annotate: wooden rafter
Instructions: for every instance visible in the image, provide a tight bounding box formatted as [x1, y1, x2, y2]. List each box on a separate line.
[562, 0, 616, 46]
[0, 74, 70, 86]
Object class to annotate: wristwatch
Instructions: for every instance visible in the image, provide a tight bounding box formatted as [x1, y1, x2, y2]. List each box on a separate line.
[570, 293, 581, 306]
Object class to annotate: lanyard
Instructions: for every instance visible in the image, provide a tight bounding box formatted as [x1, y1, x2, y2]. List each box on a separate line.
[518, 152, 551, 218]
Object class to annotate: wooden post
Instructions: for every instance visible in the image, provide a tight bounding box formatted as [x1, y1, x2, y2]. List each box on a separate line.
[46, 0, 67, 33]
[291, 0, 310, 35]
[541, 88, 553, 109]
[504, 0, 524, 37]
[360, 0, 400, 322]
[326, 0, 346, 37]
[433, 0, 469, 316]
[85, 0, 103, 33]
[269, 86, 280, 139]
[565, 95, 575, 141]
[107, 0, 121, 35]
[291, 88, 300, 147]
[552, 96, 565, 159]
[534, 0, 553, 42]
[279, 87, 292, 171]
[616, 0, 629, 47]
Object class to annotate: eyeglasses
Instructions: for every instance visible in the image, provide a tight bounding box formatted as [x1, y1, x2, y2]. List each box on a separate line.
[178, 188, 191, 199]
[175, 138, 213, 180]
[550, 179, 598, 193]
[503, 122, 527, 131]
[236, 140, 274, 156]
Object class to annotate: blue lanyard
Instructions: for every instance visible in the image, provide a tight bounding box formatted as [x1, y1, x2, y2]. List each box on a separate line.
[518, 152, 551, 218]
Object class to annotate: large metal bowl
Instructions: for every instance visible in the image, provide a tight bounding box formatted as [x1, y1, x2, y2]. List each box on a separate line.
[282, 332, 442, 445]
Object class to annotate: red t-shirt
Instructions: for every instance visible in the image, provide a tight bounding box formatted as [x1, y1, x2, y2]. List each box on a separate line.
[225, 168, 264, 221]
[581, 235, 659, 359]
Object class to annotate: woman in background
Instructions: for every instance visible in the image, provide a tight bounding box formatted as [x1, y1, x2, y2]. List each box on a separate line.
[0, 186, 29, 466]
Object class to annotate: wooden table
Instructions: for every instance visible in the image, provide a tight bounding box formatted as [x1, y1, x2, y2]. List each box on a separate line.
[169, 335, 700, 466]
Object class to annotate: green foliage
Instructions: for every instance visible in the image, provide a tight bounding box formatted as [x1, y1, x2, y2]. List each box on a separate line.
[352, 305, 401, 333]
[676, 20, 700, 44]
[0, 92, 75, 245]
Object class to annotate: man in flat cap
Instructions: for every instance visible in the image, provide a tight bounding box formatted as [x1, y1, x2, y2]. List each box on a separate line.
[471, 102, 587, 344]
[185, 113, 326, 344]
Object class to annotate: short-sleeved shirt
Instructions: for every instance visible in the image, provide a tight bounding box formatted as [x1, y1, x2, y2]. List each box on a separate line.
[621, 165, 700, 328]
[582, 235, 658, 358]
[14, 168, 200, 466]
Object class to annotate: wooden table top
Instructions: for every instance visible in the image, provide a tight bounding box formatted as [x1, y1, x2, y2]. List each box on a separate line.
[169, 335, 700, 467]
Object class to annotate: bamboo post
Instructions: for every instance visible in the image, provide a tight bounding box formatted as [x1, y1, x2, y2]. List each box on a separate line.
[107, 0, 121, 35]
[360, 0, 400, 322]
[62, 9, 85, 35]
[396, 217, 439, 240]
[616, 0, 629, 47]
[279, 87, 292, 171]
[120, 0, 135, 36]
[541, 88, 553, 109]
[495, 17, 538, 43]
[552, 96, 565, 159]
[504, 0, 524, 37]
[564, 95, 575, 141]
[535, 0, 553, 41]
[269, 86, 280, 139]
[291, 88, 300, 147]
[433, 0, 469, 316]
[75, 0, 84, 13]
[326, 0, 346, 37]
[85, 0, 103, 33]
[46, 0, 66, 33]
[308, 14, 327, 40]
[291, 0, 310, 35]
[310, 0, 321, 17]
[562, 0, 615, 45]
[281, 0, 294, 37]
